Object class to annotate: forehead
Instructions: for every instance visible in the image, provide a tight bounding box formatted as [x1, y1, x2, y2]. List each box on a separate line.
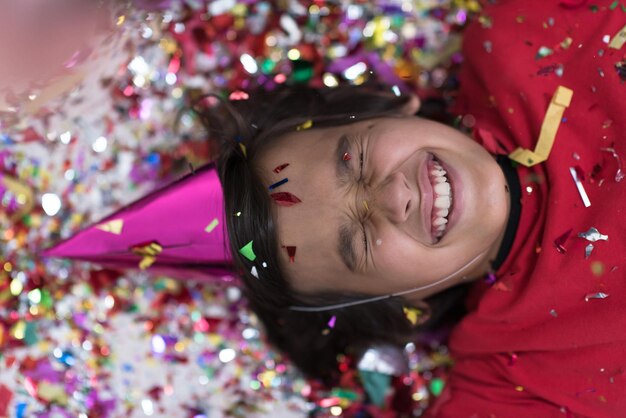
[256, 123, 359, 292]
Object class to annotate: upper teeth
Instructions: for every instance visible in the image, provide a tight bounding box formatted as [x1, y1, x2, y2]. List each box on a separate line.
[430, 160, 452, 239]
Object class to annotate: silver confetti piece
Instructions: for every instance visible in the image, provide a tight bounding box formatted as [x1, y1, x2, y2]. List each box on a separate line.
[584, 292, 609, 301]
[585, 243, 594, 259]
[569, 167, 591, 207]
[250, 266, 259, 279]
[578, 227, 608, 242]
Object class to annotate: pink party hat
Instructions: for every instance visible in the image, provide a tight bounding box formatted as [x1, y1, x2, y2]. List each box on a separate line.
[42, 163, 234, 282]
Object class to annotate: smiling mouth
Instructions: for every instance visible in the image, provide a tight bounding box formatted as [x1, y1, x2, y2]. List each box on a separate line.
[427, 157, 453, 241]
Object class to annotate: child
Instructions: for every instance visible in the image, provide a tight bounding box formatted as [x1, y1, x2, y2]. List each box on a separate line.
[208, 0, 625, 416]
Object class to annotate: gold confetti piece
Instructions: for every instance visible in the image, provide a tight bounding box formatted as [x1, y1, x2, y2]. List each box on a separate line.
[38, 382, 69, 405]
[131, 242, 163, 270]
[296, 120, 313, 131]
[116, 15, 126, 26]
[609, 24, 626, 49]
[362, 200, 369, 212]
[403, 306, 422, 326]
[205, 218, 219, 233]
[139, 256, 157, 270]
[239, 143, 247, 158]
[509, 86, 573, 167]
[96, 219, 124, 235]
[1, 175, 34, 222]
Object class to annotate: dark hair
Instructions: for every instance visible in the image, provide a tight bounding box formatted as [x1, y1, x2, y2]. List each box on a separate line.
[196, 83, 469, 384]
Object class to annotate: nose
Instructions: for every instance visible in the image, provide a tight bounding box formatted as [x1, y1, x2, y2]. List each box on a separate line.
[372, 171, 414, 224]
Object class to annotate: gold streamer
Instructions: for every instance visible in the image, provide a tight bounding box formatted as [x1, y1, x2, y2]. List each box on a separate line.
[509, 86, 573, 167]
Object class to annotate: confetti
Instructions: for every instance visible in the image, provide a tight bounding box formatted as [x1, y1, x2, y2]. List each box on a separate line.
[327, 316, 337, 328]
[535, 46, 554, 59]
[509, 86, 573, 167]
[268, 178, 288, 190]
[204, 218, 219, 233]
[600, 147, 625, 182]
[585, 243, 594, 259]
[609, 24, 626, 49]
[585, 292, 609, 301]
[296, 120, 313, 131]
[272, 163, 289, 173]
[554, 228, 573, 253]
[131, 241, 163, 270]
[229, 90, 249, 100]
[250, 266, 259, 279]
[342, 152, 351, 161]
[569, 167, 591, 207]
[283, 246, 296, 263]
[239, 143, 247, 158]
[578, 227, 608, 242]
[403, 307, 421, 326]
[239, 240, 256, 261]
[271, 192, 302, 207]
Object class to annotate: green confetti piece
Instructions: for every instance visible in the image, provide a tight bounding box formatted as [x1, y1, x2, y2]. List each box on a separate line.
[359, 371, 391, 407]
[291, 60, 314, 84]
[24, 321, 38, 346]
[239, 240, 256, 261]
[205, 218, 219, 233]
[430, 377, 445, 397]
[330, 388, 359, 401]
[610, 0, 619, 9]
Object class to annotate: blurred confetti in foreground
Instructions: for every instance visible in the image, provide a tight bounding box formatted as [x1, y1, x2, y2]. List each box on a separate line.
[0, 0, 478, 416]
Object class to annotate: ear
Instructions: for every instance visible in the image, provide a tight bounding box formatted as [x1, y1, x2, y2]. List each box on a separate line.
[399, 93, 421, 116]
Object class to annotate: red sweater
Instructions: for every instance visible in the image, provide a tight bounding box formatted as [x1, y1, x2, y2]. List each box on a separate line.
[425, 1, 626, 417]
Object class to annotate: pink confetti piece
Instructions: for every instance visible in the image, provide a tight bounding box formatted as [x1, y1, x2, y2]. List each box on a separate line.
[569, 167, 591, 207]
[229, 91, 249, 100]
[327, 316, 336, 328]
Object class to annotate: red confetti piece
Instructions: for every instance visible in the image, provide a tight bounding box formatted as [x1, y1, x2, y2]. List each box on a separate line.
[0, 384, 13, 417]
[559, 0, 588, 9]
[342, 152, 351, 161]
[282, 246, 296, 263]
[273, 163, 289, 173]
[271, 192, 302, 207]
[554, 228, 573, 254]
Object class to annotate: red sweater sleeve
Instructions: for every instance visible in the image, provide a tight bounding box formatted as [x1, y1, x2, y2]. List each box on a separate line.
[424, 1, 626, 417]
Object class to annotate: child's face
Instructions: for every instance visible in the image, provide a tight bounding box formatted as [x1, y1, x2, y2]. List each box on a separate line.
[256, 116, 510, 301]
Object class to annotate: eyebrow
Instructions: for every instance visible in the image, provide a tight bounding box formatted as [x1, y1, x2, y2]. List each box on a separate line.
[335, 134, 358, 272]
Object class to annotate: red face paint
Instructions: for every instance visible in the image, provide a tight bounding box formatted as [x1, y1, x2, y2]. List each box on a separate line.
[273, 163, 289, 173]
[342, 152, 351, 161]
[282, 246, 296, 263]
[271, 192, 302, 207]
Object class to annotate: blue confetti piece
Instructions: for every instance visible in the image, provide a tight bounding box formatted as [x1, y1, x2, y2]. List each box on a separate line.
[16, 402, 27, 418]
[268, 178, 288, 190]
